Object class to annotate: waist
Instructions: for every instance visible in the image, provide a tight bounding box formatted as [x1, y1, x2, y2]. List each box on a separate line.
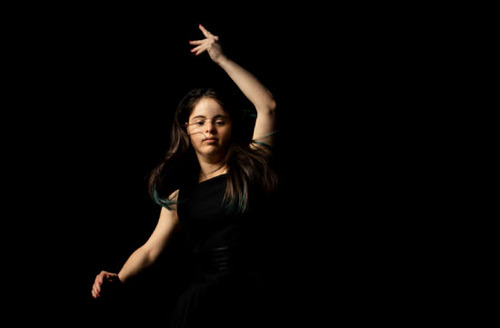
[192, 241, 246, 275]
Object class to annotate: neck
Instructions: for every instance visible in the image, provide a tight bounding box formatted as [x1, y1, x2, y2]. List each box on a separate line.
[198, 158, 228, 182]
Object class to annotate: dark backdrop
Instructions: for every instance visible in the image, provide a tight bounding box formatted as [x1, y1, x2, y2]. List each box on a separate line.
[24, 9, 312, 327]
[12, 4, 418, 327]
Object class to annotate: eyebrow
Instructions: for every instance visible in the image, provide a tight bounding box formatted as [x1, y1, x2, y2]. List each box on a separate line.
[190, 114, 228, 121]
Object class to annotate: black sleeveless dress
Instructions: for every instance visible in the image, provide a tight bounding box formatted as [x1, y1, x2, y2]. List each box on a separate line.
[169, 174, 271, 328]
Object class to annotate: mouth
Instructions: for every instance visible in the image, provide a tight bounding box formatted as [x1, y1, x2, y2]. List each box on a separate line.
[202, 138, 218, 143]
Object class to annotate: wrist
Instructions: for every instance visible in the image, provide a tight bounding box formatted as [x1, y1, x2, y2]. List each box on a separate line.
[214, 54, 231, 66]
[117, 272, 126, 284]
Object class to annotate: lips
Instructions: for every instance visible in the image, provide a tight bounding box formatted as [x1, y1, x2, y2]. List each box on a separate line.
[202, 138, 218, 143]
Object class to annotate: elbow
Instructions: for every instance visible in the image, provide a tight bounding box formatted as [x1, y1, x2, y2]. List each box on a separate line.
[268, 97, 277, 112]
[266, 90, 277, 112]
[258, 96, 276, 114]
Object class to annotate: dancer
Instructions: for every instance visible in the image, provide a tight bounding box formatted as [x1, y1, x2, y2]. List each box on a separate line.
[91, 24, 278, 327]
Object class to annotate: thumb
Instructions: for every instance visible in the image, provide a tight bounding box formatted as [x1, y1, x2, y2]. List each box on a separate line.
[199, 24, 214, 38]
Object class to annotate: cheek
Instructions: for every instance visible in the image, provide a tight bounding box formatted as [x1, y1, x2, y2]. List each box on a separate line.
[219, 126, 232, 142]
[186, 129, 201, 147]
[189, 133, 203, 145]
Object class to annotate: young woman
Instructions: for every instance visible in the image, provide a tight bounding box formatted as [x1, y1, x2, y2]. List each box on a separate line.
[91, 24, 278, 327]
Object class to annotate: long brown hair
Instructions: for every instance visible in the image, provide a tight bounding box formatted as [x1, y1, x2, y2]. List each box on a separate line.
[148, 87, 277, 213]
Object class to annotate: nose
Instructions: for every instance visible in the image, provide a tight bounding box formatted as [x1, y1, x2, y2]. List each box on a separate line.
[205, 121, 216, 134]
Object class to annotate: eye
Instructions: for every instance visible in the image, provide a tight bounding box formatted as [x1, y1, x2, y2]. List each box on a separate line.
[215, 120, 225, 126]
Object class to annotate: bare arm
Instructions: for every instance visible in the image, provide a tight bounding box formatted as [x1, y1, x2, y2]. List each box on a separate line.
[217, 57, 277, 147]
[190, 24, 277, 148]
[91, 195, 179, 298]
[118, 205, 179, 282]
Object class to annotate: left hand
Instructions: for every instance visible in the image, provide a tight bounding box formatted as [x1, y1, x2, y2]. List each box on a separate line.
[189, 24, 225, 63]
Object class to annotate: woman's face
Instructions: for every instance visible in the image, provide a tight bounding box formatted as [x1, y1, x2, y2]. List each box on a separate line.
[186, 97, 232, 161]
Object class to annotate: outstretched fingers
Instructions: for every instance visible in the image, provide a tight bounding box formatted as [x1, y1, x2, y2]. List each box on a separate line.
[198, 24, 219, 42]
[189, 39, 204, 45]
[198, 24, 213, 38]
[190, 42, 209, 55]
[189, 25, 217, 55]
[189, 24, 223, 61]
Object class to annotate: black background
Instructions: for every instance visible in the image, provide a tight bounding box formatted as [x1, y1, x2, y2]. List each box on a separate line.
[8, 3, 423, 326]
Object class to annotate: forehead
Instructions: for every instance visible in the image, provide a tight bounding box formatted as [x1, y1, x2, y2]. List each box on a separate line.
[189, 97, 226, 119]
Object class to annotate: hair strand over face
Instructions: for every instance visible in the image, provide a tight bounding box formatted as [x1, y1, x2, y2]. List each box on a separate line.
[148, 87, 277, 212]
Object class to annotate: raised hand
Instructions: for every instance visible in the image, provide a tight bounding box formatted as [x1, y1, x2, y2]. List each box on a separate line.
[189, 24, 225, 63]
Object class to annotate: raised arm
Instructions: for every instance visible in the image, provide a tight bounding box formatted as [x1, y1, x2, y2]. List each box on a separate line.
[190, 24, 277, 148]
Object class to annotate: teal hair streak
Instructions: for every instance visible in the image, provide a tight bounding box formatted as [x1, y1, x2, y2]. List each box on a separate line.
[251, 130, 278, 151]
[222, 180, 248, 215]
[151, 182, 177, 210]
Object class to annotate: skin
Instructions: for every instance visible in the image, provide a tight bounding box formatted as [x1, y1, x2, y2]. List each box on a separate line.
[185, 97, 232, 182]
[91, 24, 276, 299]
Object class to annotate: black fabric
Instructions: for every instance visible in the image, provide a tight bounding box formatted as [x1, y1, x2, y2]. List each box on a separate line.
[171, 174, 272, 328]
